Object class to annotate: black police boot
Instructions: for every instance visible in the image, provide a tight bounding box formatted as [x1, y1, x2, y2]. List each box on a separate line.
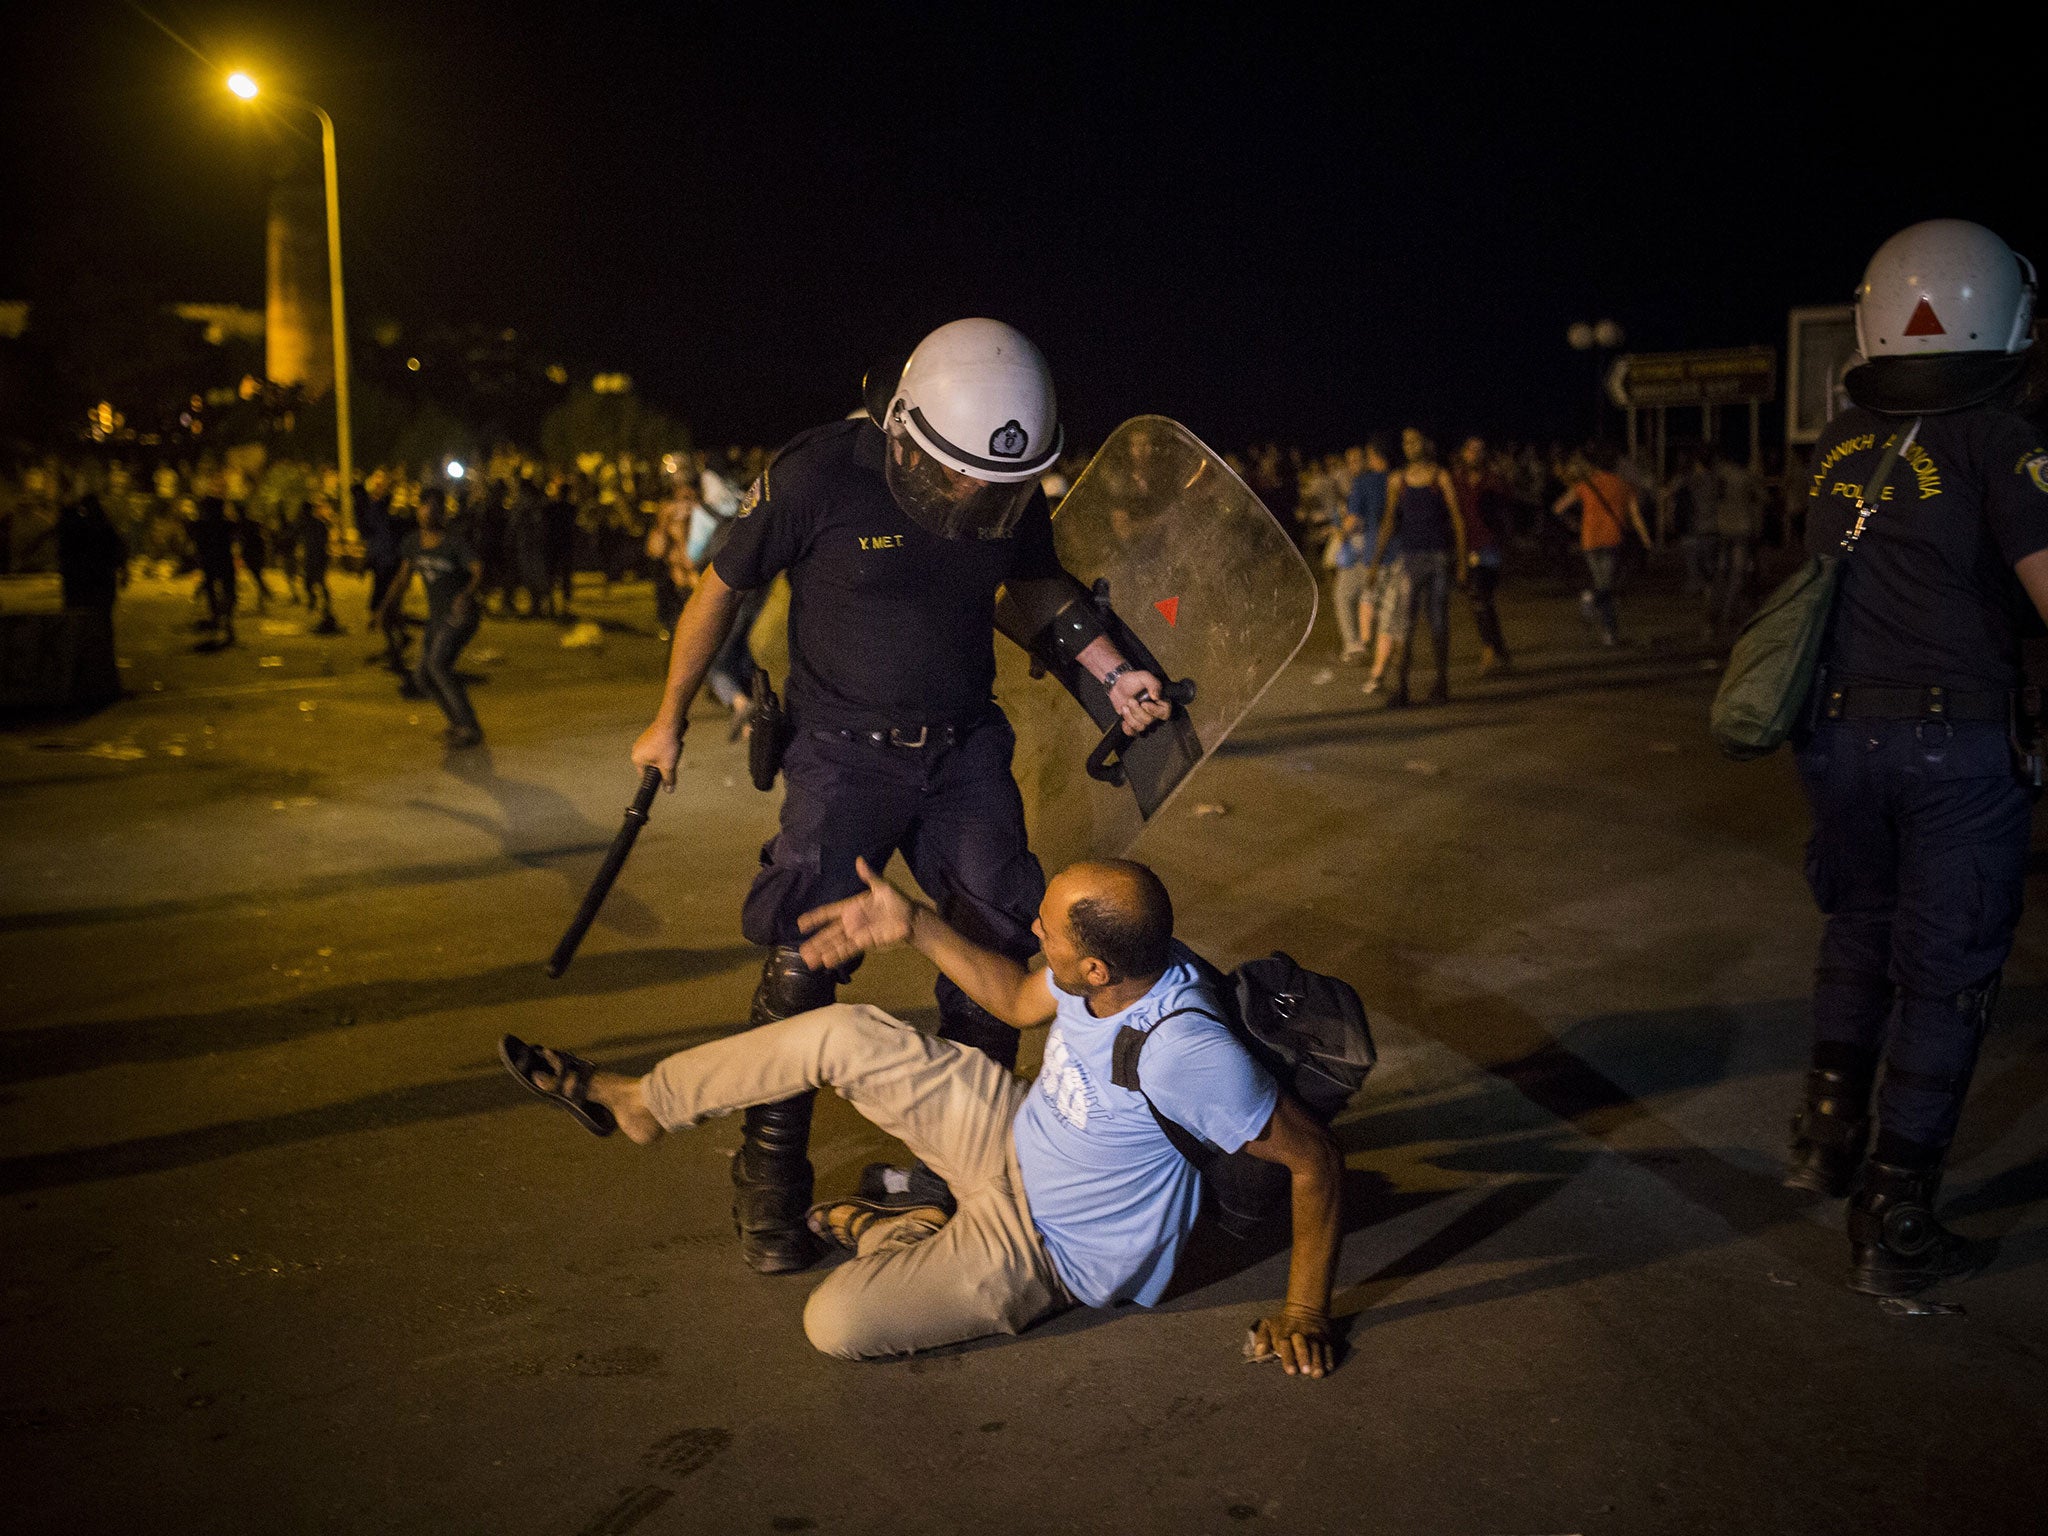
[1847, 1157, 1993, 1298]
[730, 947, 837, 1274]
[732, 1097, 818, 1274]
[1783, 1060, 1873, 1198]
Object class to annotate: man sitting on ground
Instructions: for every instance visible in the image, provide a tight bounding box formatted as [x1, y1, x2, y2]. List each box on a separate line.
[500, 858, 1343, 1374]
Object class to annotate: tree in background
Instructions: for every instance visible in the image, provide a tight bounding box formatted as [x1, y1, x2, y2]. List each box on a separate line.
[541, 377, 688, 466]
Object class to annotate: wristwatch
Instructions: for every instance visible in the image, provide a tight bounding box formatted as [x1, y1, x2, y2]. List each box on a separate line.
[1100, 661, 1135, 691]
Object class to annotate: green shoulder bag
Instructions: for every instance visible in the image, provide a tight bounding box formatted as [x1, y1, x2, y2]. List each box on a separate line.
[1710, 419, 1919, 761]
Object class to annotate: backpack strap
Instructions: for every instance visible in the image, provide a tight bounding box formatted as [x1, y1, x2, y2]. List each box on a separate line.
[1109, 1006, 1226, 1167]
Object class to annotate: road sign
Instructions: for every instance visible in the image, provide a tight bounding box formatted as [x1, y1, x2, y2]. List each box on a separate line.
[1785, 306, 1858, 445]
[1606, 347, 1777, 410]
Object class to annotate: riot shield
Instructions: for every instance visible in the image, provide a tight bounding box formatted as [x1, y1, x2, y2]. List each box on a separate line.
[995, 416, 1317, 870]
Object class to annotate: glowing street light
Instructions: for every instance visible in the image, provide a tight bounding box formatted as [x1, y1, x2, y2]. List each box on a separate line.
[226, 71, 357, 540]
[445, 460, 466, 480]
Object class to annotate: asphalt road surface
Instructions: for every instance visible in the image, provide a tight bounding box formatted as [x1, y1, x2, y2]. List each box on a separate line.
[3, 563, 2043, 1536]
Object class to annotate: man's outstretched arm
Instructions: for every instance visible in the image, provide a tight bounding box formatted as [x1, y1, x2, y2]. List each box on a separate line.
[1240, 1094, 1344, 1378]
[797, 858, 1055, 1029]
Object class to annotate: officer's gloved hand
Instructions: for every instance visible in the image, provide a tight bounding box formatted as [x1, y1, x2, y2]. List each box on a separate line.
[1109, 669, 1172, 735]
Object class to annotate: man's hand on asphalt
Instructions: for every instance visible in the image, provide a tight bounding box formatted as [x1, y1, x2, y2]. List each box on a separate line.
[631, 718, 685, 790]
[1246, 1305, 1335, 1378]
[1109, 668, 1173, 735]
[797, 856, 916, 970]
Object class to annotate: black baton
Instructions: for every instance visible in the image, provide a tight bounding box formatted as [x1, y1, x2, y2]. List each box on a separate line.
[547, 765, 662, 978]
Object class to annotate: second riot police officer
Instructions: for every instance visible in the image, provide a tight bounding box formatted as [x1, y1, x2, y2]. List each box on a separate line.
[1784, 219, 2048, 1298]
[632, 320, 1171, 1272]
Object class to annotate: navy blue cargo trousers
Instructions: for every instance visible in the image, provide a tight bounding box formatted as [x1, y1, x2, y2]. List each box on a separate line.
[1796, 717, 2032, 1151]
[741, 711, 1045, 1068]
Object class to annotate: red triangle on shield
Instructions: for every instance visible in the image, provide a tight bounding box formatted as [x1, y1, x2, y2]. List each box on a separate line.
[1154, 596, 1180, 626]
[1903, 298, 1946, 337]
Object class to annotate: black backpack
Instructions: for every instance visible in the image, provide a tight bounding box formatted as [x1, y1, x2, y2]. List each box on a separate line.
[1108, 952, 1374, 1237]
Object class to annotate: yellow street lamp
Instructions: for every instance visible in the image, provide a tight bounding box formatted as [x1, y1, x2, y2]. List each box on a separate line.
[226, 72, 356, 539]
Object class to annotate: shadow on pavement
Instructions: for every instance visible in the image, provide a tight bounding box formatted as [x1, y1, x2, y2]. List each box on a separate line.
[0, 842, 619, 934]
[426, 745, 663, 935]
[0, 943, 757, 1085]
[0, 1018, 740, 1197]
[1224, 662, 1712, 757]
[1148, 983, 2046, 1339]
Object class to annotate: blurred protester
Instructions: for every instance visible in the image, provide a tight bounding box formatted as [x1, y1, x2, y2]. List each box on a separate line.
[647, 476, 698, 639]
[189, 477, 238, 647]
[1297, 455, 1347, 548]
[1452, 435, 1513, 674]
[1553, 443, 1651, 647]
[296, 497, 340, 634]
[57, 492, 128, 620]
[1333, 441, 1388, 664]
[236, 505, 272, 614]
[359, 471, 412, 675]
[474, 477, 516, 614]
[380, 488, 485, 748]
[674, 458, 760, 736]
[1371, 428, 1466, 706]
[1247, 444, 1301, 545]
[1706, 444, 1768, 640]
[544, 474, 579, 619]
[509, 470, 552, 617]
[1673, 445, 1717, 597]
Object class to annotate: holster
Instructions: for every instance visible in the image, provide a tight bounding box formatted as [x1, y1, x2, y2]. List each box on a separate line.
[2010, 620, 2048, 794]
[748, 667, 788, 791]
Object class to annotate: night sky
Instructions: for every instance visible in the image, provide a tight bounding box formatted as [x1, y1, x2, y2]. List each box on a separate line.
[6, 2, 2040, 450]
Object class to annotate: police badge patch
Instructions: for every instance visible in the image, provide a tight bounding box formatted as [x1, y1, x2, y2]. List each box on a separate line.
[988, 419, 1029, 459]
[2022, 451, 2048, 497]
[737, 476, 764, 516]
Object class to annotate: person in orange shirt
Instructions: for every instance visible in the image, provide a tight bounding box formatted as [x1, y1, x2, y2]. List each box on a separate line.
[1552, 441, 1652, 646]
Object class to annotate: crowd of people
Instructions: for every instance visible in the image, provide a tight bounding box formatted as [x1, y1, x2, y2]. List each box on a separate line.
[0, 446, 777, 739]
[1269, 430, 1784, 703]
[0, 425, 1789, 737]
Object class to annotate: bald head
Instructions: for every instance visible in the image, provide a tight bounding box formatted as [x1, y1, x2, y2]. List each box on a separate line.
[1050, 859, 1175, 985]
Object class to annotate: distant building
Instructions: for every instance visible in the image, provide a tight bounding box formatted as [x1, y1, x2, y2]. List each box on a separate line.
[267, 179, 333, 395]
[170, 304, 265, 347]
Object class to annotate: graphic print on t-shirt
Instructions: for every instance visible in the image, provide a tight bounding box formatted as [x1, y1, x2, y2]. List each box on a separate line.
[1037, 1025, 1099, 1131]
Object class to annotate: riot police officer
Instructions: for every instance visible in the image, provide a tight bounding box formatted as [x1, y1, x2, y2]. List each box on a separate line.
[631, 319, 1171, 1272]
[1784, 220, 2048, 1298]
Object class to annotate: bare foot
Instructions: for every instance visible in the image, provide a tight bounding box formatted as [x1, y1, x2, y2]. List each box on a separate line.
[530, 1048, 666, 1145]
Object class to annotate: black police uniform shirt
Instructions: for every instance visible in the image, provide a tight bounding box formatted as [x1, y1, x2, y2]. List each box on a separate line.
[397, 530, 479, 624]
[1806, 404, 2048, 693]
[712, 418, 1065, 729]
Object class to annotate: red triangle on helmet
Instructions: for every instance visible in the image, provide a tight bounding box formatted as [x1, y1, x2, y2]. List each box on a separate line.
[1902, 298, 1946, 337]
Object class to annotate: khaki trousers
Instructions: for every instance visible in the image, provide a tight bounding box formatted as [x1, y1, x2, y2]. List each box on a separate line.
[643, 1003, 1069, 1359]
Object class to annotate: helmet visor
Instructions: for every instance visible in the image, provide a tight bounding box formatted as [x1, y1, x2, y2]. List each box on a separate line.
[884, 424, 1039, 540]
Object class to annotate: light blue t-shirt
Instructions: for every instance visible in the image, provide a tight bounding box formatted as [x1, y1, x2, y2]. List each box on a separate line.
[1013, 942, 1279, 1308]
[1337, 469, 1388, 569]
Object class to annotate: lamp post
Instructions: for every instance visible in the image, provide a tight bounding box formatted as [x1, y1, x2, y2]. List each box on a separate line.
[1567, 318, 1625, 442]
[227, 73, 355, 539]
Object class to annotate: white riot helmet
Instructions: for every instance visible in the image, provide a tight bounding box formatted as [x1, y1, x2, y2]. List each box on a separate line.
[1855, 219, 2036, 359]
[876, 318, 1062, 539]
